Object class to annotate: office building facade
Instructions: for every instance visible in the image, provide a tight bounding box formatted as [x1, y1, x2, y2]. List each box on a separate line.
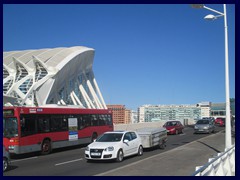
[138, 104, 201, 123]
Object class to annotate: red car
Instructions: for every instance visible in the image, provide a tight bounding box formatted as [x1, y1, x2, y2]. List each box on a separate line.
[163, 120, 184, 135]
[215, 118, 225, 126]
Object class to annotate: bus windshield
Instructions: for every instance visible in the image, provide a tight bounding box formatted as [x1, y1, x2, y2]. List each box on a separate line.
[3, 117, 18, 138]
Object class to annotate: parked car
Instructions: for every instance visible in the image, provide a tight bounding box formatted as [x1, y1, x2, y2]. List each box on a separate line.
[215, 117, 225, 126]
[194, 119, 215, 134]
[203, 117, 215, 124]
[85, 131, 143, 162]
[3, 146, 10, 172]
[163, 120, 184, 135]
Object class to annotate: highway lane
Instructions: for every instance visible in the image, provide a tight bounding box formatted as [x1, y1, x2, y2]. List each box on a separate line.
[4, 126, 224, 176]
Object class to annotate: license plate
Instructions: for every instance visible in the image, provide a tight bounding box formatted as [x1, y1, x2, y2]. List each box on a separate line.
[91, 152, 101, 156]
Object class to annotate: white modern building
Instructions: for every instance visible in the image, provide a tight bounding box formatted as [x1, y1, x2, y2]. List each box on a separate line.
[198, 101, 211, 118]
[138, 104, 202, 123]
[3, 46, 107, 109]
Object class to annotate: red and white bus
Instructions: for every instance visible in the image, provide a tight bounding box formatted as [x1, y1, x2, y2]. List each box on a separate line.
[3, 106, 113, 155]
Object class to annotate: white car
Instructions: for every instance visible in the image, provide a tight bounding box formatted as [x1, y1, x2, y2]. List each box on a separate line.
[85, 131, 143, 162]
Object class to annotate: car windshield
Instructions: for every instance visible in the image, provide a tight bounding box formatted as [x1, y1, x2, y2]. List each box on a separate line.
[166, 121, 177, 126]
[3, 117, 19, 138]
[196, 120, 210, 124]
[96, 133, 123, 142]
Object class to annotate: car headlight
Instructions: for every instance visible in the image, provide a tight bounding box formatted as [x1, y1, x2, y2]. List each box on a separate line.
[170, 128, 175, 131]
[85, 146, 89, 151]
[104, 146, 114, 151]
[194, 126, 198, 129]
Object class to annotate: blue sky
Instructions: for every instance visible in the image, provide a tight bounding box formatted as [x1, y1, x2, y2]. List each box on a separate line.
[3, 4, 235, 110]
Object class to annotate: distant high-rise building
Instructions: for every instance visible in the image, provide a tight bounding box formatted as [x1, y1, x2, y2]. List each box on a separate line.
[107, 105, 128, 124]
[130, 110, 138, 123]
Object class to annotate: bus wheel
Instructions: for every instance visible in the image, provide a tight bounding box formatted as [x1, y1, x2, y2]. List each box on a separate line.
[41, 140, 51, 155]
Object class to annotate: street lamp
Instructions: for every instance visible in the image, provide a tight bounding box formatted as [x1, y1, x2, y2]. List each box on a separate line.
[191, 4, 232, 149]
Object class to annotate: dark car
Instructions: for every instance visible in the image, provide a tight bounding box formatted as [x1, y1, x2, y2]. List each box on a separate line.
[163, 120, 184, 135]
[215, 117, 225, 126]
[3, 146, 10, 172]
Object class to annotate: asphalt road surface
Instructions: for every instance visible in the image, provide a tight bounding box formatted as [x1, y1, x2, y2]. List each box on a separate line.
[4, 126, 225, 176]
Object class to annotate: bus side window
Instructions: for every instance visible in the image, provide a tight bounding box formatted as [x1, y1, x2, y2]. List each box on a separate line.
[78, 115, 82, 130]
[50, 115, 68, 132]
[99, 115, 106, 126]
[20, 115, 37, 137]
[62, 117, 68, 131]
[91, 115, 99, 126]
[82, 115, 90, 128]
[37, 116, 50, 133]
[106, 115, 112, 125]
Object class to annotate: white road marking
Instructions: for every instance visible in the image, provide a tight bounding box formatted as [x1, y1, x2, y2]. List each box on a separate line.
[180, 133, 186, 136]
[11, 156, 38, 162]
[55, 158, 83, 166]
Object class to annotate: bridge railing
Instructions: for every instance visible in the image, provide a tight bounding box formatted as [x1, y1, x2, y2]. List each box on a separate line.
[192, 145, 235, 176]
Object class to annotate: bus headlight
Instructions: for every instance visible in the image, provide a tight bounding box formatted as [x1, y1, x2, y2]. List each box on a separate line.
[8, 145, 15, 150]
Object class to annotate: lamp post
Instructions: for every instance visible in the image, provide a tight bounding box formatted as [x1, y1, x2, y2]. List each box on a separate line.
[191, 4, 232, 149]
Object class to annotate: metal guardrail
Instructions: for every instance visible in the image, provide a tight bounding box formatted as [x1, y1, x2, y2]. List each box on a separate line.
[192, 145, 235, 176]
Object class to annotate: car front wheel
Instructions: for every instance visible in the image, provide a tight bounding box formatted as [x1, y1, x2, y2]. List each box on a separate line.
[116, 149, 124, 162]
[3, 158, 8, 172]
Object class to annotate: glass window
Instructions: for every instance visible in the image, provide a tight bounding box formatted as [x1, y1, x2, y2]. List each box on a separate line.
[50, 115, 68, 132]
[123, 132, 132, 141]
[99, 115, 106, 126]
[82, 115, 91, 128]
[91, 115, 99, 126]
[3, 117, 18, 138]
[20, 115, 37, 137]
[37, 116, 50, 133]
[130, 132, 137, 140]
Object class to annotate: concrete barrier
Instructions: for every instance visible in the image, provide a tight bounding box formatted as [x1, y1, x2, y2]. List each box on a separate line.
[114, 119, 196, 131]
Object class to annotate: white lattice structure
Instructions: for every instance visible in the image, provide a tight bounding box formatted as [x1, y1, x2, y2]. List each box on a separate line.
[3, 46, 107, 109]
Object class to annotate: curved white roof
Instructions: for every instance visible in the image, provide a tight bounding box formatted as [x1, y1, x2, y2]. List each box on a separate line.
[3, 46, 107, 109]
[3, 46, 94, 69]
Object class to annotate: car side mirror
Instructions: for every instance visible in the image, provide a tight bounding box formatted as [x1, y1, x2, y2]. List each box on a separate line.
[123, 139, 129, 143]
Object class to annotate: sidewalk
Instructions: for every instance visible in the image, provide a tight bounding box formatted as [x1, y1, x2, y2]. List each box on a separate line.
[96, 131, 234, 176]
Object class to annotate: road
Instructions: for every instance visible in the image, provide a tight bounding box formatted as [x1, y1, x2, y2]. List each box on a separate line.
[4, 126, 225, 176]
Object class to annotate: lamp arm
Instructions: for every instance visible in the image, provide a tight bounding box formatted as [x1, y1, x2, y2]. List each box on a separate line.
[203, 5, 224, 16]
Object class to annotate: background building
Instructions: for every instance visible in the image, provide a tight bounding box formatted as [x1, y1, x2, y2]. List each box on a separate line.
[138, 100, 235, 123]
[131, 110, 138, 123]
[107, 105, 131, 124]
[138, 104, 201, 123]
[3, 46, 107, 109]
[198, 102, 211, 118]
[211, 98, 235, 118]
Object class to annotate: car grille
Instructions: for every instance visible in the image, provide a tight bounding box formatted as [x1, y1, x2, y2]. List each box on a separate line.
[90, 149, 104, 158]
